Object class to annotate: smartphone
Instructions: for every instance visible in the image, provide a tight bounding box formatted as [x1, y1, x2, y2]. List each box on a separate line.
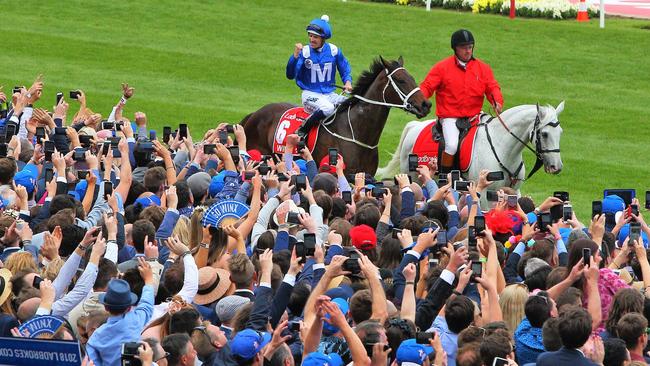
[78, 170, 89, 180]
[225, 125, 234, 133]
[582, 248, 591, 267]
[343, 252, 361, 274]
[550, 204, 563, 223]
[303, 233, 316, 256]
[218, 129, 228, 144]
[101, 142, 110, 155]
[228, 145, 240, 164]
[507, 195, 518, 208]
[5, 123, 16, 138]
[437, 230, 447, 246]
[553, 191, 570, 202]
[149, 130, 156, 141]
[471, 260, 483, 282]
[104, 181, 113, 200]
[287, 212, 301, 225]
[493, 357, 509, 366]
[562, 204, 573, 222]
[538, 213, 552, 232]
[32, 276, 43, 290]
[592, 200, 603, 218]
[297, 141, 306, 153]
[258, 163, 270, 175]
[73, 148, 86, 162]
[408, 154, 419, 172]
[204, 144, 217, 155]
[392, 228, 402, 239]
[69, 90, 81, 99]
[630, 223, 641, 245]
[486, 171, 504, 181]
[44, 168, 54, 183]
[179, 123, 188, 139]
[646, 191, 650, 210]
[277, 174, 289, 182]
[631, 204, 639, 217]
[0, 144, 6, 157]
[468, 226, 477, 248]
[328, 148, 338, 167]
[36, 127, 46, 144]
[415, 332, 435, 344]
[342, 191, 352, 205]
[243, 171, 255, 180]
[101, 120, 114, 130]
[56, 92, 63, 105]
[454, 180, 470, 192]
[438, 178, 448, 187]
[474, 216, 486, 233]
[372, 187, 386, 199]
[163, 126, 172, 143]
[293, 174, 307, 192]
[486, 190, 498, 202]
[44, 141, 55, 161]
[450, 170, 461, 184]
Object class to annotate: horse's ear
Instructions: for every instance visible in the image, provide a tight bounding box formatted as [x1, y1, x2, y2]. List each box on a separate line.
[398, 55, 404, 66]
[379, 55, 391, 69]
[556, 100, 565, 115]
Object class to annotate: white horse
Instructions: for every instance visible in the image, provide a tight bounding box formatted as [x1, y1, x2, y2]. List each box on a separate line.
[377, 102, 565, 194]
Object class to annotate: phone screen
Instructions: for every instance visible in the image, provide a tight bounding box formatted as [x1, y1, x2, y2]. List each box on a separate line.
[342, 191, 352, 205]
[471, 261, 482, 281]
[592, 201, 603, 218]
[553, 191, 569, 202]
[474, 216, 486, 232]
[563, 205, 573, 221]
[408, 154, 418, 171]
[582, 248, 591, 267]
[303, 233, 316, 256]
[44, 168, 54, 183]
[486, 171, 504, 181]
[163, 126, 172, 142]
[104, 181, 113, 199]
[451, 170, 461, 183]
[328, 148, 338, 166]
[179, 123, 188, 138]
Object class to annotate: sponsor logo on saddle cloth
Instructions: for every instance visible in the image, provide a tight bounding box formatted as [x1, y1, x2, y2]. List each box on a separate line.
[272, 107, 319, 154]
[412, 115, 484, 172]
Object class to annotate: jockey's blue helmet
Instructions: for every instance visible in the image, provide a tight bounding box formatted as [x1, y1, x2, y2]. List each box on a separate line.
[306, 15, 332, 39]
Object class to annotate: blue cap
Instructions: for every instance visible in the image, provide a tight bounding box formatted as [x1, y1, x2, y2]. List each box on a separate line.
[302, 352, 344, 366]
[526, 211, 537, 225]
[324, 285, 354, 302]
[230, 329, 271, 360]
[306, 17, 332, 39]
[603, 195, 625, 214]
[323, 298, 349, 336]
[208, 171, 227, 198]
[618, 223, 649, 247]
[135, 194, 161, 208]
[14, 164, 38, 195]
[295, 159, 308, 175]
[396, 339, 434, 365]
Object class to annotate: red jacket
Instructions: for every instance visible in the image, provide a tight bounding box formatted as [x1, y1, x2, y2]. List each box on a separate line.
[420, 56, 503, 118]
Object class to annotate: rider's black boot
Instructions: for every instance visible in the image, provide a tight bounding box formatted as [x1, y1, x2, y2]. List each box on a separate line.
[296, 110, 326, 140]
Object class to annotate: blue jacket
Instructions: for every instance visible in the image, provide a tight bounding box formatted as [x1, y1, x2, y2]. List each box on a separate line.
[514, 317, 545, 365]
[286, 43, 352, 94]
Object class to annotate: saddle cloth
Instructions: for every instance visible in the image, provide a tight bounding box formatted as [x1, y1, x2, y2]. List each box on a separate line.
[272, 107, 319, 154]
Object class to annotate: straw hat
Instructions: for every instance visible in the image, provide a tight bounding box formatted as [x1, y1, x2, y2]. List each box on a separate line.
[194, 267, 232, 305]
[0, 269, 12, 307]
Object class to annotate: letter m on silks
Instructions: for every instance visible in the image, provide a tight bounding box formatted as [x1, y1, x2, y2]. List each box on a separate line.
[311, 63, 333, 83]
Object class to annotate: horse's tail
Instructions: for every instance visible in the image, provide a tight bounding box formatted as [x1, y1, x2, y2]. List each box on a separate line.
[376, 123, 411, 178]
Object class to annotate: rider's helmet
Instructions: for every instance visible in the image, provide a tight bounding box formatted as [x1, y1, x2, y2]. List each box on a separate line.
[450, 29, 475, 49]
[306, 15, 332, 39]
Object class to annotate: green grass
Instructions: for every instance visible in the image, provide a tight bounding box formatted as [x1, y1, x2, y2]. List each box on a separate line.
[1, 0, 649, 219]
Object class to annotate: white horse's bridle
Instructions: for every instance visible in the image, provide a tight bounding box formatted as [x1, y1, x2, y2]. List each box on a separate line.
[352, 67, 421, 112]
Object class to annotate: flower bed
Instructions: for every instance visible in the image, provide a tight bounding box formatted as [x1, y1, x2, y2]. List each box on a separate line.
[368, 0, 600, 19]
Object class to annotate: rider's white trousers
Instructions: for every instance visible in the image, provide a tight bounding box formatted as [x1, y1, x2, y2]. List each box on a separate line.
[441, 118, 460, 155]
[301, 90, 347, 116]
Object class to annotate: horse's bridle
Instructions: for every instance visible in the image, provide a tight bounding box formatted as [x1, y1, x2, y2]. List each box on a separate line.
[484, 104, 561, 185]
[352, 67, 421, 113]
[322, 67, 421, 150]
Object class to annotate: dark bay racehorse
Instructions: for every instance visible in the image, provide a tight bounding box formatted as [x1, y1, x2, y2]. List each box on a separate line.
[240, 57, 431, 174]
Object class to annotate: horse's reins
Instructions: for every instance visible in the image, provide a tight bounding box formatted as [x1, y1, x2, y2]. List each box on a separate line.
[325, 67, 421, 149]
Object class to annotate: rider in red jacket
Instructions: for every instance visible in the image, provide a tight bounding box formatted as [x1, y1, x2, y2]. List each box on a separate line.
[420, 29, 503, 174]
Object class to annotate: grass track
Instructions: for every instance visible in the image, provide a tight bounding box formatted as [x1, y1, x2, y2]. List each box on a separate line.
[2, 0, 649, 219]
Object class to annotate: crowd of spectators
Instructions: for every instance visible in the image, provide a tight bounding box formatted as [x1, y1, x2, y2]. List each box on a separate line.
[0, 77, 649, 366]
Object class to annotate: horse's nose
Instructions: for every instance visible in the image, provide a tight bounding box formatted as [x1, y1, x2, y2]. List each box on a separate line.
[422, 100, 432, 114]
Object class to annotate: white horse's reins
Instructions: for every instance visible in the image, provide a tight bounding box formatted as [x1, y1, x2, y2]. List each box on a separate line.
[323, 67, 421, 149]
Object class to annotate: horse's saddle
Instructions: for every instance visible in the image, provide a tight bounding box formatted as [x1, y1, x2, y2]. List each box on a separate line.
[432, 117, 475, 168]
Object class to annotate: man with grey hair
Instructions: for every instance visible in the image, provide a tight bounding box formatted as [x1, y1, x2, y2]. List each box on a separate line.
[216, 295, 251, 340]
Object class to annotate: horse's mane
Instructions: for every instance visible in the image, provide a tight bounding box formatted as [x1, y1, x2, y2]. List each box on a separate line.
[337, 57, 399, 110]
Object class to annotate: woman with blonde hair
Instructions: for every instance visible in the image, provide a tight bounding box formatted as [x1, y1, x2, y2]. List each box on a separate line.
[499, 283, 528, 335]
[4, 252, 38, 275]
[172, 216, 191, 249]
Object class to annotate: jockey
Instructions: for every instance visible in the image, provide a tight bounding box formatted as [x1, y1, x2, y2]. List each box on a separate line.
[419, 29, 504, 174]
[286, 15, 353, 140]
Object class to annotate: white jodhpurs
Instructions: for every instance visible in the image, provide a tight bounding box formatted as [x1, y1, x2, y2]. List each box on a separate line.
[301, 90, 347, 116]
[441, 118, 460, 155]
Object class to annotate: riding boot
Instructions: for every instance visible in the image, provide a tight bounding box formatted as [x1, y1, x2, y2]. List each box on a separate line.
[296, 110, 326, 141]
[438, 152, 455, 175]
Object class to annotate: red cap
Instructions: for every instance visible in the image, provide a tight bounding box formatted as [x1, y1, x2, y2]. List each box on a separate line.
[247, 149, 262, 162]
[319, 155, 345, 174]
[350, 224, 377, 250]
